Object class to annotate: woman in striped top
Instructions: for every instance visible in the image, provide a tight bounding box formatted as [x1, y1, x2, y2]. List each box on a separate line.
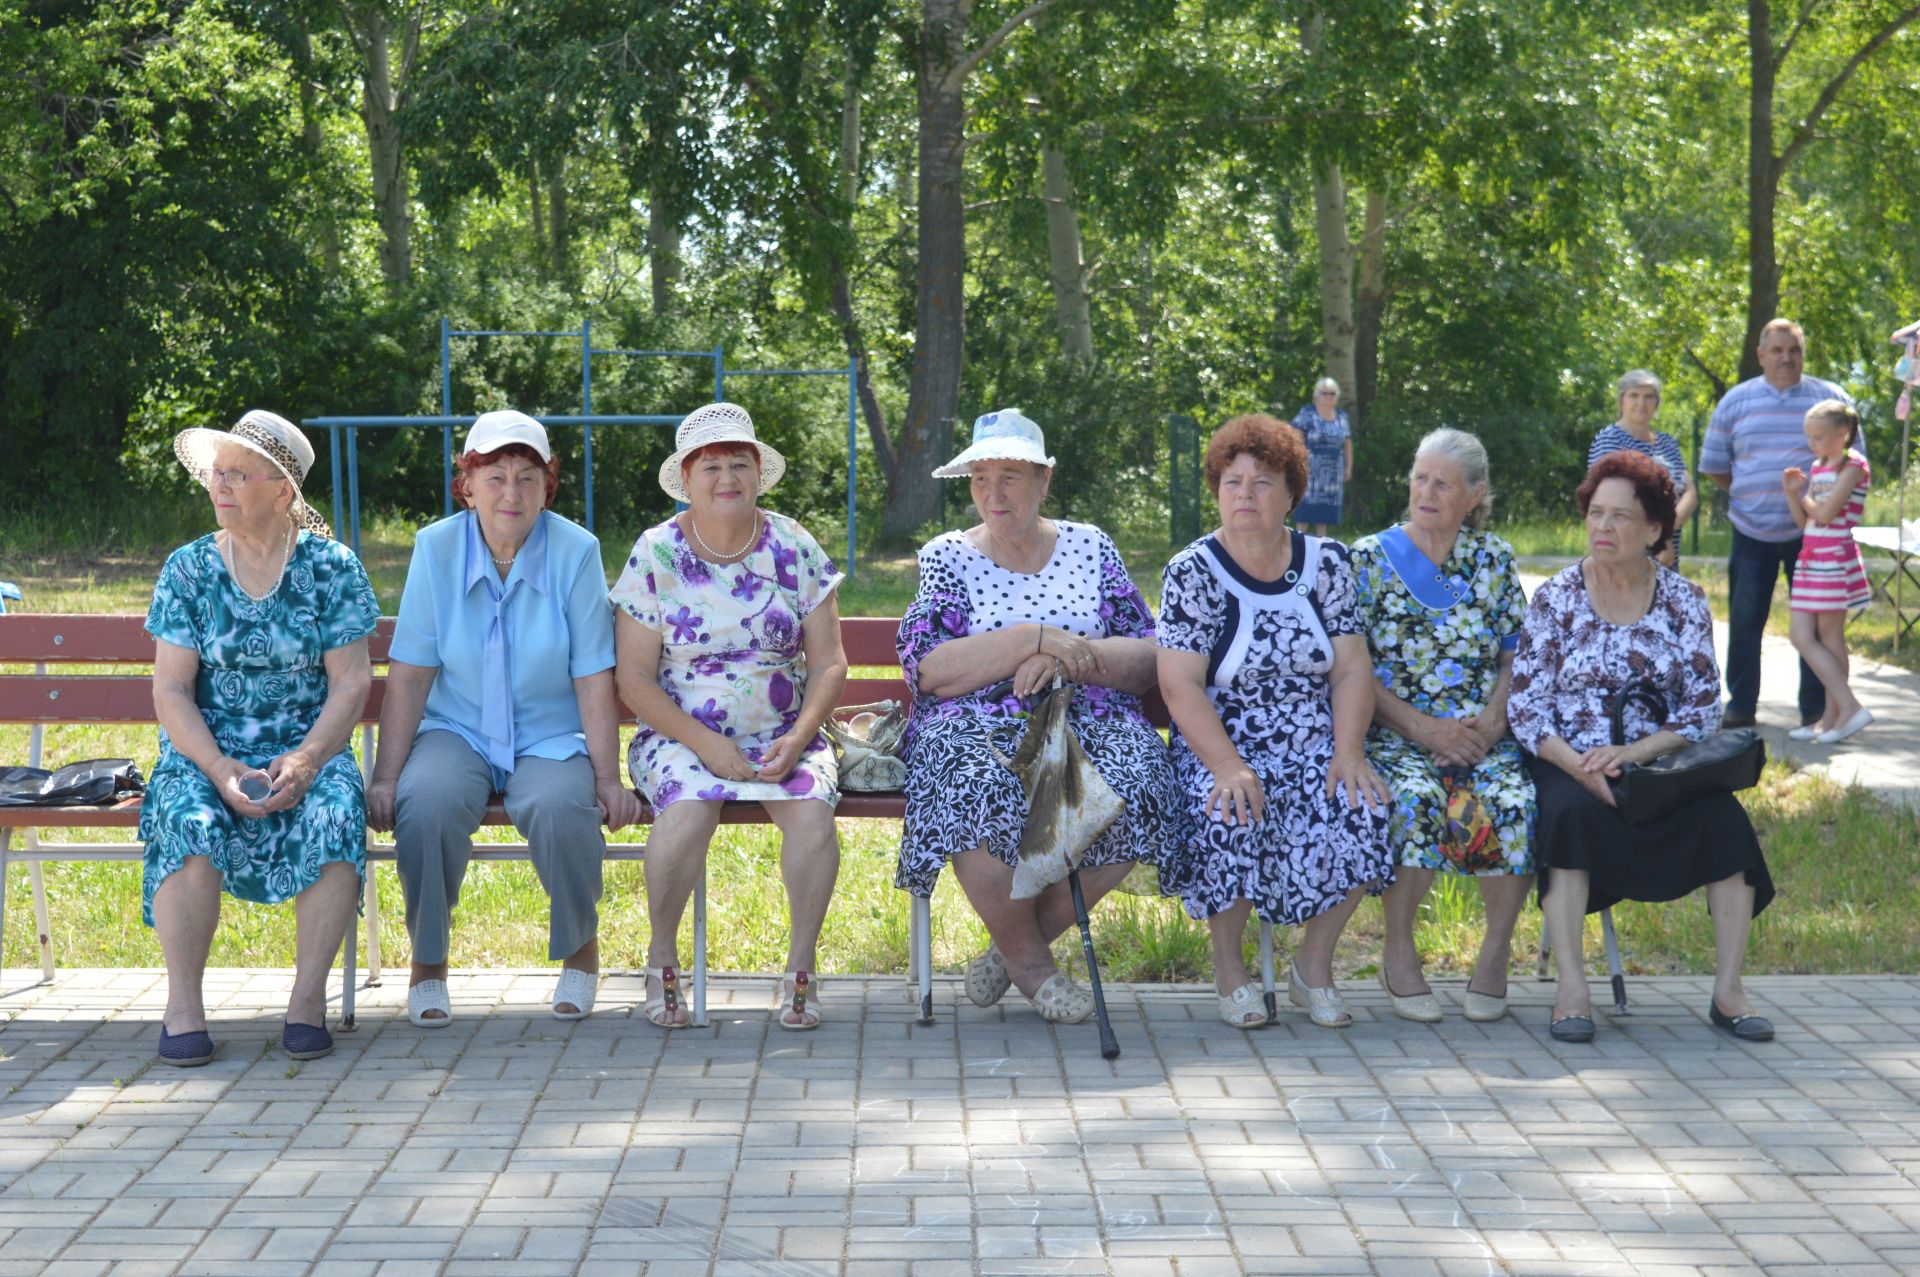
[1587, 370, 1697, 567]
[1782, 399, 1872, 743]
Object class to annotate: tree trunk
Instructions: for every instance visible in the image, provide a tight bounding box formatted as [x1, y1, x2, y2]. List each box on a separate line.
[649, 186, 681, 316]
[295, 26, 340, 273]
[887, 0, 970, 544]
[1353, 186, 1389, 429]
[1041, 138, 1094, 363]
[346, 3, 412, 287]
[1741, 0, 1777, 384]
[1300, 7, 1355, 414]
[528, 161, 545, 254]
[840, 61, 862, 209]
[547, 150, 568, 276]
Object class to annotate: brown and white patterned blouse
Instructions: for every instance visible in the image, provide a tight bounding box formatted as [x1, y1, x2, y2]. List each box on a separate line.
[1508, 562, 1722, 755]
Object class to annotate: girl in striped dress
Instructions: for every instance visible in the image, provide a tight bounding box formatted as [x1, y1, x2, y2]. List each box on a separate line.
[1782, 399, 1872, 742]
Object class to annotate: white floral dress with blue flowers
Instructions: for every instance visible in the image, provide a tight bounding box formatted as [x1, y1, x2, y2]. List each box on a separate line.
[610, 511, 844, 810]
[1349, 526, 1535, 875]
[139, 532, 380, 925]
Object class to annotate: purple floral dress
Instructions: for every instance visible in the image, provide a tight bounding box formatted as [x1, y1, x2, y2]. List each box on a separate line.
[610, 511, 844, 810]
[895, 521, 1182, 898]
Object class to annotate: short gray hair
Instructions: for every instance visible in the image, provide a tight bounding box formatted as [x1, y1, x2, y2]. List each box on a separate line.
[1409, 427, 1493, 528]
[1314, 376, 1340, 397]
[1616, 368, 1662, 400]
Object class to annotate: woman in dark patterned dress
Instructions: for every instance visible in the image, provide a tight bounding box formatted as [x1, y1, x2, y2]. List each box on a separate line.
[1510, 450, 1776, 1044]
[1156, 414, 1393, 1029]
[145, 411, 379, 1067]
[897, 409, 1181, 1025]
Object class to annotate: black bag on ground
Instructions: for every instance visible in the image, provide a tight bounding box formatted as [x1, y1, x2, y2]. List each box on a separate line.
[0, 759, 146, 807]
[1607, 682, 1764, 825]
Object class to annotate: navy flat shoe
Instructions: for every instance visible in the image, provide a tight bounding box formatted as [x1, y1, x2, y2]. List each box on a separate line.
[1549, 1015, 1596, 1043]
[281, 1021, 334, 1061]
[1708, 1001, 1774, 1042]
[157, 1026, 216, 1067]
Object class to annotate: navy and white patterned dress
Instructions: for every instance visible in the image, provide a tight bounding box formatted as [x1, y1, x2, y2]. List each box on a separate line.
[1155, 532, 1394, 924]
[894, 521, 1183, 898]
[1289, 405, 1351, 524]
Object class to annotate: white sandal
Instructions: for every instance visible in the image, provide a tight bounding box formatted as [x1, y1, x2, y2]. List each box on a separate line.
[965, 947, 1011, 1008]
[643, 966, 688, 1029]
[1218, 982, 1269, 1029]
[552, 968, 598, 1021]
[1028, 972, 1094, 1025]
[408, 979, 452, 1028]
[774, 970, 822, 1031]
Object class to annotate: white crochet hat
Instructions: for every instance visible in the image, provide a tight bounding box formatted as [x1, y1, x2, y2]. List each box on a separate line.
[658, 402, 786, 502]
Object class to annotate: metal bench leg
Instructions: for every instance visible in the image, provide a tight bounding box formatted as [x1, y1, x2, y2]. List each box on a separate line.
[28, 861, 52, 983]
[363, 862, 383, 986]
[341, 907, 358, 1031]
[692, 868, 709, 1027]
[1, 829, 10, 979]
[1600, 907, 1628, 1014]
[1258, 920, 1277, 1022]
[913, 894, 933, 1025]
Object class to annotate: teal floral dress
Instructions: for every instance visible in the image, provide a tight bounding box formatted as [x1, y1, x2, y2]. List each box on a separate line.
[1349, 526, 1535, 875]
[138, 532, 380, 924]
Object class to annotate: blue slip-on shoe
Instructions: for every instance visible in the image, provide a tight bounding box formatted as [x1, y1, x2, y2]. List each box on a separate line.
[156, 1026, 216, 1067]
[281, 1021, 334, 1061]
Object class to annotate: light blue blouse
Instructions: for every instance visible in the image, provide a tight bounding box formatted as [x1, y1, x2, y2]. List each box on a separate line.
[390, 510, 615, 785]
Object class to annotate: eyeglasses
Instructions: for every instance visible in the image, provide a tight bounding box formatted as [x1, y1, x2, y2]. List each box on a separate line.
[197, 467, 279, 489]
[1315, 391, 1338, 398]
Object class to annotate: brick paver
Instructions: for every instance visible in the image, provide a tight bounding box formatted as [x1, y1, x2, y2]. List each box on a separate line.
[3, 970, 1918, 1276]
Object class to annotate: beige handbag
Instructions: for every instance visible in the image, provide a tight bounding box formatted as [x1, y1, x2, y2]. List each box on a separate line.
[824, 700, 910, 791]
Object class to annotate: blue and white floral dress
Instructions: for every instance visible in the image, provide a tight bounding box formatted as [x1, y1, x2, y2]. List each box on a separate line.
[610, 511, 843, 810]
[1349, 526, 1536, 875]
[1155, 532, 1393, 924]
[139, 532, 380, 925]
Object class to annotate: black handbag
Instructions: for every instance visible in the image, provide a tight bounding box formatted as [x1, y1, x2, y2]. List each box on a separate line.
[1606, 682, 1764, 824]
[0, 758, 146, 807]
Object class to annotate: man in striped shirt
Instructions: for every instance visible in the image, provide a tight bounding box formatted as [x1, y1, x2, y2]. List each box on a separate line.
[1700, 319, 1854, 728]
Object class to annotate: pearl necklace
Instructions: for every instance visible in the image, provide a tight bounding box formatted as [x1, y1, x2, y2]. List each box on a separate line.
[226, 523, 296, 603]
[687, 509, 759, 561]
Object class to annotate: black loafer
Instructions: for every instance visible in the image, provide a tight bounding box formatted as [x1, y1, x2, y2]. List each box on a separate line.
[1708, 1001, 1774, 1042]
[1721, 709, 1758, 728]
[156, 1026, 216, 1067]
[1549, 1015, 1596, 1043]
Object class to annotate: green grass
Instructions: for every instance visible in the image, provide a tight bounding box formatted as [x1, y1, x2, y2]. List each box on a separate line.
[5, 510, 1916, 983]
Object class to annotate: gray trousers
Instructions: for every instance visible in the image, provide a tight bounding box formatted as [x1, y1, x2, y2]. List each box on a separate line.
[393, 729, 605, 964]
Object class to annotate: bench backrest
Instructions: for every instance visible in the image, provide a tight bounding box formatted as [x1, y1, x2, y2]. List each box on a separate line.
[0, 613, 1166, 727]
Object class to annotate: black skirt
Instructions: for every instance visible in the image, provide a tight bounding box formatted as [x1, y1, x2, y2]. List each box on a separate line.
[1525, 756, 1774, 917]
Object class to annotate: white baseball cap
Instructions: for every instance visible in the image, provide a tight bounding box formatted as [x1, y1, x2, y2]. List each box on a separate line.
[932, 408, 1055, 478]
[463, 409, 552, 461]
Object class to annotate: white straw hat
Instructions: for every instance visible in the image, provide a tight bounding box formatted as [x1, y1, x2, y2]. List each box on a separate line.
[173, 410, 331, 536]
[932, 408, 1055, 478]
[464, 409, 553, 461]
[658, 402, 786, 502]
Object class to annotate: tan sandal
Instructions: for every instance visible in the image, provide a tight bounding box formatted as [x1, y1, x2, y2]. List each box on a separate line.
[644, 966, 688, 1029]
[774, 970, 821, 1030]
[965, 947, 1011, 1008]
[1028, 972, 1094, 1024]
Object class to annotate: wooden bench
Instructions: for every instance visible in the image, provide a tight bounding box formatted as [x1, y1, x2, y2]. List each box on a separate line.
[0, 612, 915, 1028]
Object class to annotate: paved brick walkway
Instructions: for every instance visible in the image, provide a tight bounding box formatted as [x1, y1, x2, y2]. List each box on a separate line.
[4, 970, 1918, 1277]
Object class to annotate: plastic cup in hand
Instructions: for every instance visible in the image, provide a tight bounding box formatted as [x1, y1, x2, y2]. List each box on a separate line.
[238, 771, 272, 803]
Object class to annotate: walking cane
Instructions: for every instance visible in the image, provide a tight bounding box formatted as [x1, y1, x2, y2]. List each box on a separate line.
[1067, 869, 1120, 1060]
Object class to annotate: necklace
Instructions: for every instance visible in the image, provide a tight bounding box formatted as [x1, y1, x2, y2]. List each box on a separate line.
[226, 523, 296, 603]
[687, 509, 759, 561]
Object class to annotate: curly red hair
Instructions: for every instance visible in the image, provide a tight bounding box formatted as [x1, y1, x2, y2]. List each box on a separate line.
[1204, 413, 1310, 511]
[1576, 449, 1677, 556]
[451, 443, 561, 509]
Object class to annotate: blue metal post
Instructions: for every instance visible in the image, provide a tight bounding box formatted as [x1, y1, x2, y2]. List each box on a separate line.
[440, 318, 454, 517]
[346, 426, 363, 559]
[329, 426, 344, 537]
[713, 347, 725, 404]
[581, 320, 594, 533]
[846, 357, 858, 579]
